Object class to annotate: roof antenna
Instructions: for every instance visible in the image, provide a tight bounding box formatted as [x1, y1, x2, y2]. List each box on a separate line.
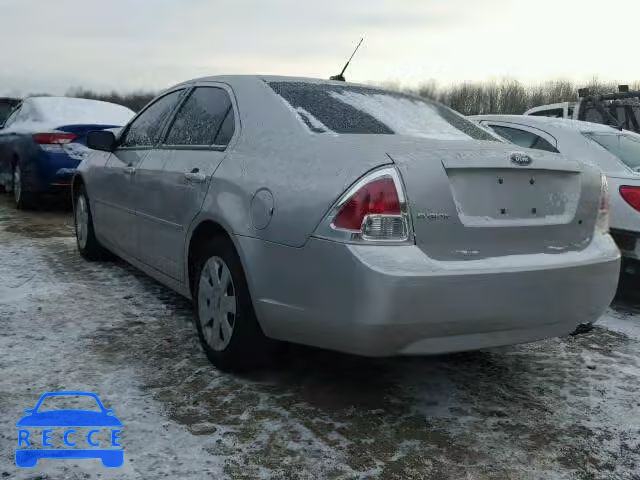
[330, 38, 363, 82]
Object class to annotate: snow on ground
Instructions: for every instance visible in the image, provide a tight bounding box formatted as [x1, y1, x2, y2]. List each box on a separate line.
[0, 196, 639, 479]
[598, 306, 640, 342]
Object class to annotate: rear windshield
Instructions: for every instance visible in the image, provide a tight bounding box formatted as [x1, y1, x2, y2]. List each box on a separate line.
[268, 81, 496, 141]
[29, 97, 134, 127]
[584, 132, 640, 170]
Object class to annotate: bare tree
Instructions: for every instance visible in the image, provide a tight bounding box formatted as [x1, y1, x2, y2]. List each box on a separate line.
[66, 87, 157, 112]
[412, 78, 640, 115]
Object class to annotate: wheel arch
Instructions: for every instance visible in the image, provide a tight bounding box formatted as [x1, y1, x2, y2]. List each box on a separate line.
[71, 173, 85, 199]
[185, 219, 251, 300]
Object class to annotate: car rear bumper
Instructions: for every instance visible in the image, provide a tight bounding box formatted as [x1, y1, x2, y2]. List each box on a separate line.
[240, 233, 620, 356]
[39, 150, 80, 188]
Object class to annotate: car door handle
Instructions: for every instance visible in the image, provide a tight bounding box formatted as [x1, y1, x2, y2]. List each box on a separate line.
[123, 166, 136, 175]
[184, 171, 207, 183]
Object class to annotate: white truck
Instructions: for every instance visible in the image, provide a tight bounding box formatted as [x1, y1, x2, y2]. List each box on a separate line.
[525, 86, 640, 134]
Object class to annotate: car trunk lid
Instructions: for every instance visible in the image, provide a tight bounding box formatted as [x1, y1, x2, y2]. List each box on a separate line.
[389, 141, 600, 260]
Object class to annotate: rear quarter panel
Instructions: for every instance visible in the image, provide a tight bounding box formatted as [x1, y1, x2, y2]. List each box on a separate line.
[200, 78, 393, 248]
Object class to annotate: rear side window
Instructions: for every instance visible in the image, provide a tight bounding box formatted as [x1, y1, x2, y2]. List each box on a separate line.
[585, 133, 640, 170]
[489, 125, 559, 153]
[529, 108, 564, 118]
[121, 90, 183, 148]
[164, 87, 234, 146]
[268, 81, 496, 141]
[214, 107, 235, 145]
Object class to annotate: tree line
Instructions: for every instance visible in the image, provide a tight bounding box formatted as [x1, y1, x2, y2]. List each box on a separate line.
[66, 87, 157, 113]
[66, 78, 640, 115]
[399, 78, 640, 116]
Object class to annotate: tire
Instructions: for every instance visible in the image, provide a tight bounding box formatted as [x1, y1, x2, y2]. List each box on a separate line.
[12, 163, 37, 210]
[193, 235, 275, 371]
[74, 184, 109, 261]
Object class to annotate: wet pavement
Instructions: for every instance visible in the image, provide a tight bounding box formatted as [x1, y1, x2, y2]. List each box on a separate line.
[0, 194, 639, 479]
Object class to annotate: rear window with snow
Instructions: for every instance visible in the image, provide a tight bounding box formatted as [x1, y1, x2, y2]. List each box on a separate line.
[268, 81, 496, 141]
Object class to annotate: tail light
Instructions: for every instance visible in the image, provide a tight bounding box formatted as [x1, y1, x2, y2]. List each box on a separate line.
[619, 185, 640, 212]
[33, 132, 78, 145]
[595, 175, 610, 233]
[314, 167, 412, 243]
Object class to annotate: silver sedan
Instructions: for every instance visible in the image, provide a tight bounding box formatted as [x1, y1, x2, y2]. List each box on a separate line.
[73, 76, 620, 370]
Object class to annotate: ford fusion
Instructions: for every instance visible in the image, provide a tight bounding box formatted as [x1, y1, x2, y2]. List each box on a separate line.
[73, 76, 620, 371]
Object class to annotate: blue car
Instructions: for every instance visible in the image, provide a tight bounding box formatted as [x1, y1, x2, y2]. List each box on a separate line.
[15, 391, 123, 468]
[0, 96, 134, 209]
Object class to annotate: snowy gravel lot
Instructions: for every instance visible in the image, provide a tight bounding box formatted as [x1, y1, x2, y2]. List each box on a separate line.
[1, 195, 639, 479]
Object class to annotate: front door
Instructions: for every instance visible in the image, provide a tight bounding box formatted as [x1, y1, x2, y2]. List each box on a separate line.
[97, 149, 148, 254]
[94, 89, 185, 257]
[135, 84, 237, 281]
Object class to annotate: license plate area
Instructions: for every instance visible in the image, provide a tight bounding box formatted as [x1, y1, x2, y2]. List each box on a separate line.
[446, 168, 580, 227]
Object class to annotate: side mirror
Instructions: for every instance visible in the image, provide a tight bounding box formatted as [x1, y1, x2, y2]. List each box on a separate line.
[87, 130, 117, 152]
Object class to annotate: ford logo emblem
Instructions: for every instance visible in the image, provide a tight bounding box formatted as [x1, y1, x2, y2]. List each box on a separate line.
[510, 152, 532, 166]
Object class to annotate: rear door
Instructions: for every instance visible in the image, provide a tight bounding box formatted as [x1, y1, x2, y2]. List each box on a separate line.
[95, 90, 185, 257]
[135, 84, 237, 281]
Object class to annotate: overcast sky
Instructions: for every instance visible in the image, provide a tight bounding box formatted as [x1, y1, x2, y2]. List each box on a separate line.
[1, 0, 638, 96]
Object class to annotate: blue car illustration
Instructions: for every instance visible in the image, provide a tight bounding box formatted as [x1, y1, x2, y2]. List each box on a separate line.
[16, 391, 123, 468]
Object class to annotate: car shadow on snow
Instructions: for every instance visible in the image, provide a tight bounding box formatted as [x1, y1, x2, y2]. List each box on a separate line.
[0, 193, 73, 238]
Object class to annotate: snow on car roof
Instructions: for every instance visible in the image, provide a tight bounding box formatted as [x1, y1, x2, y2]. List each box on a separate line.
[173, 74, 378, 92]
[27, 96, 134, 126]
